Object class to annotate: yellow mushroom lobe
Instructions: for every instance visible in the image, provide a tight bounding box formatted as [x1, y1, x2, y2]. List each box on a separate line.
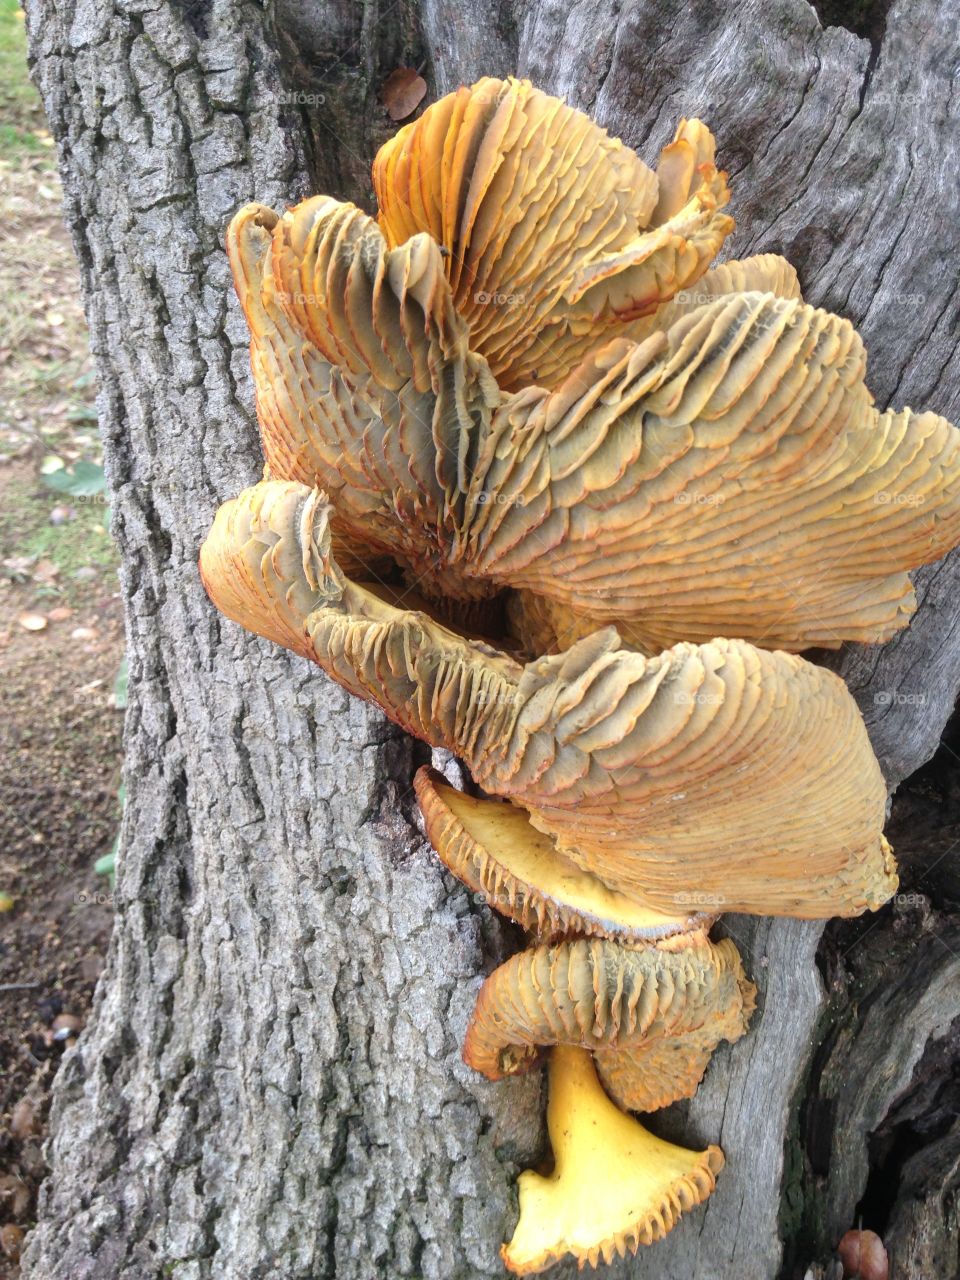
[502, 1044, 724, 1274]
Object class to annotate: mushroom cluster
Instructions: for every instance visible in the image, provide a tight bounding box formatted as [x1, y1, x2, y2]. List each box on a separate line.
[201, 77, 960, 1274]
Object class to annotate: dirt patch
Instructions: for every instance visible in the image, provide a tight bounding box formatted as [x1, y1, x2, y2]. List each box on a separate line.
[0, 461, 124, 1276]
[0, 9, 124, 1269]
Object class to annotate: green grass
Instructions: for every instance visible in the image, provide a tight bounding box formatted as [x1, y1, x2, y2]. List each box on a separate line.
[0, 477, 118, 596]
[0, 0, 54, 163]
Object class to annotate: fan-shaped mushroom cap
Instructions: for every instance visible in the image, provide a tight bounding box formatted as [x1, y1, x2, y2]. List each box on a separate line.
[372, 76, 733, 390]
[502, 1044, 724, 1274]
[414, 766, 714, 941]
[227, 172, 960, 651]
[199, 480, 897, 919]
[463, 933, 754, 1112]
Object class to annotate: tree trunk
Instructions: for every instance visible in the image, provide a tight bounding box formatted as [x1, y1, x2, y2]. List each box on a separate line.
[20, 1, 960, 1277]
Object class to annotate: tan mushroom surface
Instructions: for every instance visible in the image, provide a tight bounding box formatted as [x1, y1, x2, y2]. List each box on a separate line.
[372, 77, 733, 391]
[199, 480, 897, 921]
[462, 931, 755, 1113]
[225, 75, 960, 654]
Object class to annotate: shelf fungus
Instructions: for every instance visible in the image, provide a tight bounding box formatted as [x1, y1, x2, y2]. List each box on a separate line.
[200, 74, 939, 1274]
[201, 481, 895, 921]
[462, 932, 755, 1114]
[226, 75, 960, 654]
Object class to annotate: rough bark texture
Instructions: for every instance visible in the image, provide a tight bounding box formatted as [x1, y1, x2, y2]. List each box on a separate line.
[20, 1, 960, 1278]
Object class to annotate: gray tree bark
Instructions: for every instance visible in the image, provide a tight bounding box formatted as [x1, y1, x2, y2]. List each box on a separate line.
[20, 1, 960, 1278]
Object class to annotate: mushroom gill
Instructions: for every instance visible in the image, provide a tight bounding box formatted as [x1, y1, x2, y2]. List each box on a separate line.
[372, 76, 734, 390]
[463, 932, 755, 1113]
[226, 93, 960, 652]
[414, 765, 714, 941]
[199, 479, 897, 920]
[501, 1044, 725, 1275]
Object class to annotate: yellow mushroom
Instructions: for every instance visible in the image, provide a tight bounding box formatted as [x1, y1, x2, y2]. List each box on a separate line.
[501, 1044, 725, 1274]
[199, 479, 897, 920]
[223, 79, 960, 653]
[198, 74, 935, 1274]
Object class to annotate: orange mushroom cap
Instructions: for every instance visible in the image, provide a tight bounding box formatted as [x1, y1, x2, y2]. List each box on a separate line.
[414, 765, 714, 941]
[462, 932, 755, 1113]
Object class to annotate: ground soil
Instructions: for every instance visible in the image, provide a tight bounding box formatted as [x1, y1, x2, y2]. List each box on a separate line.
[0, 16, 124, 1267]
[0, 536, 124, 1276]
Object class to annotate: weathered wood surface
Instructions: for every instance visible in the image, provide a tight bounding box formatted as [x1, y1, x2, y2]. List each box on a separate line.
[20, 0, 960, 1277]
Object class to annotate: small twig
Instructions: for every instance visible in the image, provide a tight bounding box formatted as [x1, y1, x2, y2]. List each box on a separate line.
[0, 981, 41, 992]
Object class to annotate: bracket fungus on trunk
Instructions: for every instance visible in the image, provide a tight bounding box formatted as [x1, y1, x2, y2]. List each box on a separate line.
[199, 75, 960, 1274]
[201, 481, 896, 921]
[227, 75, 960, 655]
[461, 932, 756, 1114]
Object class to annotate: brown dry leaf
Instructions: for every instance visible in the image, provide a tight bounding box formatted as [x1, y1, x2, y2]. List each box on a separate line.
[380, 67, 427, 121]
[17, 612, 48, 632]
[48, 605, 74, 621]
[33, 558, 60, 583]
[9, 1098, 36, 1141]
[0, 1224, 24, 1263]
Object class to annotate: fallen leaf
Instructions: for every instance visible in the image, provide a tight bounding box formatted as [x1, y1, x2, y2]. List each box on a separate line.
[380, 67, 428, 121]
[0, 1224, 23, 1264]
[33, 558, 60, 583]
[70, 626, 97, 640]
[9, 1098, 36, 1141]
[17, 613, 47, 632]
[48, 606, 74, 621]
[49, 503, 75, 525]
[0, 893, 14, 912]
[46, 311, 66, 327]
